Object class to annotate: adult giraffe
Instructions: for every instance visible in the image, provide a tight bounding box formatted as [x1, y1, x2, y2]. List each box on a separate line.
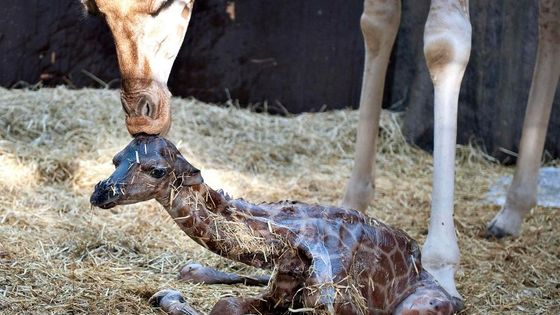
[82, 0, 560, 305]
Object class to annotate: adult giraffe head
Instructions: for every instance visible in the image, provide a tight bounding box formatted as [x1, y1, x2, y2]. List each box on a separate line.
[82, 0, 194, 135]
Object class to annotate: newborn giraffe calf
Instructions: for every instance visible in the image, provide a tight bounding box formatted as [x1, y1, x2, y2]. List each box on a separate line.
[90, 135, 461, 315]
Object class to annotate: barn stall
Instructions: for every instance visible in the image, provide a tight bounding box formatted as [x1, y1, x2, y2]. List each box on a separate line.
[1, 0, 559, 160]
[0, 87, 558, 314]
[1, 0, 560, 314]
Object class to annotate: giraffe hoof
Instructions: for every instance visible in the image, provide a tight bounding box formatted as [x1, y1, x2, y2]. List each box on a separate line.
[485, 222, 511, 239]
[394, 286, 460, 315]
[148, 289, 185, 307]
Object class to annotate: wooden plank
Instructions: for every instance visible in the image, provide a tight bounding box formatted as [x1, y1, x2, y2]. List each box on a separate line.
[0, 0, 557, 160]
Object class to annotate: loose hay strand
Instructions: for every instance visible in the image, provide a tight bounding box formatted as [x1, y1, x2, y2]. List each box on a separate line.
[0, 86, 558, 314]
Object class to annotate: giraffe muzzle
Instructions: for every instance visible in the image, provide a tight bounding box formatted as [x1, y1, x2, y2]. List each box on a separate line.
[90, 179, 124, 209]
[121, 80, 172, 136]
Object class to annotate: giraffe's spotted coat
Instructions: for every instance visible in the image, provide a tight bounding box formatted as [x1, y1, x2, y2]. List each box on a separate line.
[91, 135, 458, 314]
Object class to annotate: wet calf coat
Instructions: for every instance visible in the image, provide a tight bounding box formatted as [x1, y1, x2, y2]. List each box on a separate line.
[91, 135, 459, 315]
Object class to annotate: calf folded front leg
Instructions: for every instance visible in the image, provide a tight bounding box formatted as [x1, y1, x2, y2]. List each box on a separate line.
[151, 289, 276, 315]
[149, 289, 201, 315]
[209, 296, 274, 315]
[421, 0, 471, 301]
[301, 249, 337, 314]
[178, 262, 270, 286]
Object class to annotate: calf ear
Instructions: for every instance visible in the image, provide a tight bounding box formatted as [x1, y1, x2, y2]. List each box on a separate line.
[183, 168, 203, 186]
[174, 155, 204, 186]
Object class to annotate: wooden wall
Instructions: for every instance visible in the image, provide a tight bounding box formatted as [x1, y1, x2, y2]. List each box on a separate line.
[0, 0, 558, 161]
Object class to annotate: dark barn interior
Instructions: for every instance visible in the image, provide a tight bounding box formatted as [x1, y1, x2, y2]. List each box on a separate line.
[0, 0, 558, 160]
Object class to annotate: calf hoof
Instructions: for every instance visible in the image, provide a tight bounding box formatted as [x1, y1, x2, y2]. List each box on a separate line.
[394, 287, 461, 315]
[178, 263, 206, 282]
[149, 289, 200, 315]
[149, 289, 185, 307]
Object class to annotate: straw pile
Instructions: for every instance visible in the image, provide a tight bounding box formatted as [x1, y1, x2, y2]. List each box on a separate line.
[0, 86, 558, 314]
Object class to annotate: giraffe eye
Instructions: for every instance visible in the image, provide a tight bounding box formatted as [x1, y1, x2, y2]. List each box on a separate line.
[150, 168, 167, 178]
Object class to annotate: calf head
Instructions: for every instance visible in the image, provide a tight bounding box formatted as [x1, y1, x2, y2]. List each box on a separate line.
[81, 0, 194, 135]
[90, 135, 203, 209]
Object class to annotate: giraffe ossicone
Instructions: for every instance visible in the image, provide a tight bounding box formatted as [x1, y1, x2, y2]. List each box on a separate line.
[91, 135, 462, 315]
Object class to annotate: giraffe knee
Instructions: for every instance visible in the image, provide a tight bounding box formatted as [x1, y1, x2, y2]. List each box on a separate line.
[423, 2, 471, 81]
[362, 0, 401, 29]
[210, 297, 267, 315]
[424, 37, 470, 79]
[211, 297, 244, 315]
[424, 40, 455, 76]
[361, 0, 401, 55]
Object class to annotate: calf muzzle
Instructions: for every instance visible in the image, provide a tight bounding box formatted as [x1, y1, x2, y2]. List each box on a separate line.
[90, 179, 123, 209]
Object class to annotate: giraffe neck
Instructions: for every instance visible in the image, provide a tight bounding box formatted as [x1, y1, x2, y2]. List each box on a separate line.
[156, 184, 282, 267]
[156, 184, 228, 248]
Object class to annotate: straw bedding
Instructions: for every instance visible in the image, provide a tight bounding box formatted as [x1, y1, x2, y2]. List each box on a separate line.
[0, 86, 558, 314]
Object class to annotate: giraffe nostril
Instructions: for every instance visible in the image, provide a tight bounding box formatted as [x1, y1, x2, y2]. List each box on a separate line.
[95, 180, 110, 191]
[138, 96, 156, 118]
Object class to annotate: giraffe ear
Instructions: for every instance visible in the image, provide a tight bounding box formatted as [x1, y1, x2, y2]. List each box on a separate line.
[174, 155, 203, 186]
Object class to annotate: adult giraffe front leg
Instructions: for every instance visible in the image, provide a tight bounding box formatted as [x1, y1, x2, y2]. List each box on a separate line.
[342, 0, 401, 212]
[421, 0, 471, 302]
[487, 0, 560, 238]
[82, 0, 195, 135]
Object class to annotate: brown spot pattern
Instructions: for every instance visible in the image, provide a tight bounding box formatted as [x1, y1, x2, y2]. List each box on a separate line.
[424, 40, 455, 79]
[91, 135, 459, 314]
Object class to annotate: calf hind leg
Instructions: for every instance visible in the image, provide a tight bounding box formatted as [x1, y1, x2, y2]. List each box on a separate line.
[394, 286, 460, 315]
[150, 289, 276, 315]
[487, 0, 560, 238]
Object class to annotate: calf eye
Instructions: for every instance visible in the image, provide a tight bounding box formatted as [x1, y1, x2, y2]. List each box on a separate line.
[150, 168, 167, 178]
